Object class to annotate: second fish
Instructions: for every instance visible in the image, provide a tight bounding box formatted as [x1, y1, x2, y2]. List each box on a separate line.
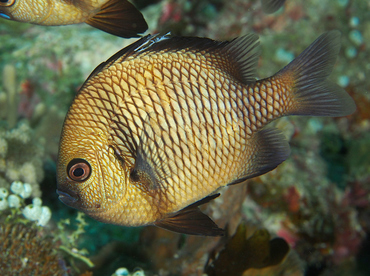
[0, 0, 147, 38]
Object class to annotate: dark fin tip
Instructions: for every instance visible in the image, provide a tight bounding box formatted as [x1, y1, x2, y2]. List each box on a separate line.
[277, 30, 356, 117]
[228, 128, 290, 185]
[86, 0, 148, 38]
[154, 194, 225, 236]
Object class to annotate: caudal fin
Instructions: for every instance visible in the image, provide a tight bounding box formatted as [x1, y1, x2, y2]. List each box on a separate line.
[275, 31, 356, 117]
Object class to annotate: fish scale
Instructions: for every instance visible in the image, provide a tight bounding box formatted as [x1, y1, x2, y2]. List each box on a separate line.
[57, 32, 356, 235]
[68, 51, 245, 218]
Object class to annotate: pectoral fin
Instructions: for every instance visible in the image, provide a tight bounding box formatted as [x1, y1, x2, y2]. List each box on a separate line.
[86, 0, 148, 38]
[130, 114, 172, 193]
[154, 194, 225, 236]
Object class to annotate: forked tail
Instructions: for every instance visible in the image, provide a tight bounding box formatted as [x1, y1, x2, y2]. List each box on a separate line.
[274, 30, 356, 117]
[230, 31, 356, 186]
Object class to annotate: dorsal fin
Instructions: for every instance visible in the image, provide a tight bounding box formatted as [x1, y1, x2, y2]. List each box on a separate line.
[129, 33, 261, 84]
[77, 34, 158, 92]
[82, 33, 260, 87]
[220, 34, 261, 83]
[154, 194, 225, 236]
[261, 0, 286, 14]
[85, 0, 148, 38]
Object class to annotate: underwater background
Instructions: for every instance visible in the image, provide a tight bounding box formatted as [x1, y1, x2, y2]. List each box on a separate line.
[0, 0, 369, 275]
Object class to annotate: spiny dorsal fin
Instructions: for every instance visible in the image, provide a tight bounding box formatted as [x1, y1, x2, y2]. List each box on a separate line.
[85, 0, 148, 38]
[154, 194, 225, 236]
[228, 127, 290, 185]
[84, 33, 260, 85]
[79, 34, 157, 89]
[110, 33, 260, 84]
[221, 33, 261, 83]
[261, 0, 286, 14]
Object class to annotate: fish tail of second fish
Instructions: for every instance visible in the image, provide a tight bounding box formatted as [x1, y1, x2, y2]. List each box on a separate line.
[267, 30, 356, 118]
[85, 0, 148, 38]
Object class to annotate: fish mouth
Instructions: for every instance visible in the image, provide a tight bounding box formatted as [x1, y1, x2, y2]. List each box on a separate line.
[56, 189, 79, 206]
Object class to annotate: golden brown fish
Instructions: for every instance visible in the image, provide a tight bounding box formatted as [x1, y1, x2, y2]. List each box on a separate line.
[0, 0, 147, 38]
[56, 31, 356, 236]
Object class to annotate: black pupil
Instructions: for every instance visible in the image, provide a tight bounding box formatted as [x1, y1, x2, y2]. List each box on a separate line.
[73, 167, 84, 177]
[0, 0, 9, 3]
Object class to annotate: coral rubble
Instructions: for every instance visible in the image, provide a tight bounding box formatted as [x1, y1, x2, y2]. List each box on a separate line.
[0, 222, 66, 276]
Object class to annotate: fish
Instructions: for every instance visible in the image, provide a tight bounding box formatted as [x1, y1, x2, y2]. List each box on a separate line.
[0, 0, 147, 38]
[56, 31, 356, 236]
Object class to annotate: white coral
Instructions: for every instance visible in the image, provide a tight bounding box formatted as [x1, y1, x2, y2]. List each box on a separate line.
[112, 268, 129, 276]
[10, 181, 32, 199]
[8, 194, 21, 208]
[0, 180, 51, 226]
[37, 206, 52, 226]
[22, 183, 32, 199]
[22, 197, 51, 226]
[0, 187, 8, 199]
[22, 203, 42, 221]
[10, 181, 23, 195]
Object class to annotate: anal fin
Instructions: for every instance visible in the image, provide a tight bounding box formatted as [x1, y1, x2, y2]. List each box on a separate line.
[86, 0, 148, 38]
[228, 127, 290, 185]
[154, 194, 225, 236]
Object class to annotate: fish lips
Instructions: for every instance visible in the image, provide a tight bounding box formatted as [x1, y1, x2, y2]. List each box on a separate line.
[56, 189, 79, 207]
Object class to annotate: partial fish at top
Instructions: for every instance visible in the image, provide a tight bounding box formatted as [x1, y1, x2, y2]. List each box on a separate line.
[56, 31, 356, 236]
[0, 0, 148, 38]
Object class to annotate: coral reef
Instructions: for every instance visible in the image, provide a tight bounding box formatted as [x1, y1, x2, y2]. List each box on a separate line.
[0, 179, 95, 275]
[0, 222, 66, 276]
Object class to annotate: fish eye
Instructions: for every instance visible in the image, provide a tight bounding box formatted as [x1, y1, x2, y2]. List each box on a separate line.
[67, 159, 91, 182]
[0, 0, 15, 7]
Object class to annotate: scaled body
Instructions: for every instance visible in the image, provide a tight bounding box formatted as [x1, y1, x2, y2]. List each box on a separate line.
[57, 32, 355, 236]
[0, 0, 147, 38]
